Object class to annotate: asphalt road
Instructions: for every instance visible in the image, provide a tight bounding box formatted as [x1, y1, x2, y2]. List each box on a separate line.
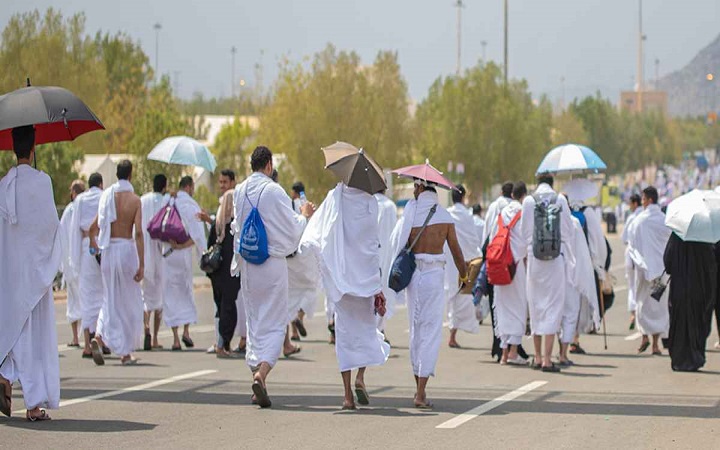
[3, 232, 720, 449]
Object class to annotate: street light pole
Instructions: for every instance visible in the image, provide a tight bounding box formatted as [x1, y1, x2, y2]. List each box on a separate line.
[231, 46, 237, 98]
[503, 0, 508, 84]
[481, 40, 487, 62]
[636, 0, 643, 112]
[454, 0, 464, 76]
[153, 23, 162, 82]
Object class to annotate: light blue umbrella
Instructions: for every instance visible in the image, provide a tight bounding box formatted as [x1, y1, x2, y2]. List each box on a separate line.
[536, 143, 607, 176]
[148, 136, 217, 173]
[665, 189, 720, 243]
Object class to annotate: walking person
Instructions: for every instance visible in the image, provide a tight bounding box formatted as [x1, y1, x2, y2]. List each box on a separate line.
[59, 179, 86, 347]
[0, 125, 63, 420]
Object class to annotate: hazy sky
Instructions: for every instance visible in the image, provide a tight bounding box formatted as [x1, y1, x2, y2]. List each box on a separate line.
[3, 0, 718, 103]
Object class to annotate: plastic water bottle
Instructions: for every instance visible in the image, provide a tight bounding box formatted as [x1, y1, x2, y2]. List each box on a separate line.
[298, 191, 308, 207]
[89, 247, 97, 256]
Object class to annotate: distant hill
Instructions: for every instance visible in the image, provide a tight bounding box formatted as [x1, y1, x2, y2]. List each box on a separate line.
[658, 34, 720, 117]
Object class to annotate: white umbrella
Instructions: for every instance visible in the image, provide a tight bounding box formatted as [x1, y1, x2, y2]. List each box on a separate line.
[148, 136, 217, 173]
[562, 179, 599, 203]
[665, 189, 720, 243]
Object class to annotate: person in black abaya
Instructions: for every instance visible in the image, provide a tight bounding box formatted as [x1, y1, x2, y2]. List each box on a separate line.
[663, 232, 717, 372]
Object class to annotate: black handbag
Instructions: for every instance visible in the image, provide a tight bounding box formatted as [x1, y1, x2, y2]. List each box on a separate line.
[650, 271, 669, 302]
[200, 243, 223, 274]
[388, 205, 437, 293]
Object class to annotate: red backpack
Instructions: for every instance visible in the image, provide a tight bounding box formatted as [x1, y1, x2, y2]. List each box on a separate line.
[486, 211, 522, 286]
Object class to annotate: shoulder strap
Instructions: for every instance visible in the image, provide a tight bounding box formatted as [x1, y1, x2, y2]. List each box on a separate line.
[508, 210, 522, 228]
[406, 205, 437, 251]
[245, 181, 270, 209]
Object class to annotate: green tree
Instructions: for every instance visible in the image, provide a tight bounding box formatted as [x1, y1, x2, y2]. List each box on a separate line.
[259, 45, 413, 200]
[213, 117, 255, 181]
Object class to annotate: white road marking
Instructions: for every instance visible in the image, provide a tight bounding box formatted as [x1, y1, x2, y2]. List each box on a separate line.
[436, 381, 548, 429]
[58, 324, 216, 353]
[625, 332, 642, 341]
[13, 369, 217, 414]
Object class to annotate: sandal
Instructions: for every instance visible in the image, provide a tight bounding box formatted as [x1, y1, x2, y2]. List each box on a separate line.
[90, 339, 105, 366]
[293, 318, 307, 337]
[448, 342, 461, 349]
[355, 385, 370, 406]
[542, 363, 561, 373]
[414, 400, 434, 410]
[251, 380, 272, 408]
[172, 345, 182, 351]
[143, 334, 152, 351]
[638, 341, 650, 354]
[0, 379, 11, 417]
[283, 346, 301, 358]
[26, 409, 51, 421]
[652, 350, 662, 356]
[67, 342, 80, 348]
[569, 343, 586, 355]
[342, 403, 358, 411]
[181, 335, 195, 348]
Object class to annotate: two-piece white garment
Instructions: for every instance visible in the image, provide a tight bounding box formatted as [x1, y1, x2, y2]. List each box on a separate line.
[0, 165, 62, 410]
[232, 172, 307, 369]
[301, 184, 390, 372]
[94, 180, 144, 356]
[627, 204, 670, 337]
[569, 217, 601, 337]
[70, 186, 104, 333]
[521, 183, 576, 336]
[487, 200, 528, 348]
[163, 191, 206, 328]
[140, 191, 168, 312]
[444, 203, 482, 334]
[389, 190, 454, 377]
[622, 207, 643, 312]
[375, 192, 398, 331]
[59, 200, 82, 323]
[286, 197, 321, 321]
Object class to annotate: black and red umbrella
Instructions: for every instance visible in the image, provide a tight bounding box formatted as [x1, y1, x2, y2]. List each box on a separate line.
[0, 80, 104, 150]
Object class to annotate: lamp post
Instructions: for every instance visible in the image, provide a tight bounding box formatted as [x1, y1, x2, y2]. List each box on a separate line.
[153, 23, 162, 82]
[503, 0, 508, 85]
[231, 46, 237, 98]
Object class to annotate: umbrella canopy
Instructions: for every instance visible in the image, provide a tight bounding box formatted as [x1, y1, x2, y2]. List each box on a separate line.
[392, 159, 456, 190]
[562, 179, 599, 203]
[665, 189, 720, 243]
[148, 136, 217, 173]
[536, 144, 607, 176]
[322, 141, 386, 195]
[0, 83, 104, 150]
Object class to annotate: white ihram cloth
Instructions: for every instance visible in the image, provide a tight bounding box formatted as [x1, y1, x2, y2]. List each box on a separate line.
[445, 203, 481, 334]
[288, 198, 321, 321]
[627, 204, 670, 336]
[572, 219, 601, 335]
[622, 207, 643, 312]
[487, 200, 528, 348]
[389, 191, 453, 377]
[71, 187, 104, 332]
[301, 184, 390, 371]
[96, 239, 144, 356]
[0, 165, 61, 410]
[473, 215, 485, 248]
[141, 192, 168, 311]
[483, 196, 511, 245]
[375, 192, 398, 329]
[234, 289, 247, 337]
[521, 183, 576, 335]
[60, 201, 81, 323]
[163, 191, 206, 327]
[232, 172, 307, 368]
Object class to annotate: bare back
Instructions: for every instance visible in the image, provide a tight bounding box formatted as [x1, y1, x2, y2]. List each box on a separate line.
[111, 191, 141, 238]
[408, 222, 466, 277]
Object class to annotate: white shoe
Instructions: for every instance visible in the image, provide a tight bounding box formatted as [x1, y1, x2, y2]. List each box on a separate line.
[715, 342, 720, 350]
[206, 345, 217, 354]
[507, 355, 528, 366]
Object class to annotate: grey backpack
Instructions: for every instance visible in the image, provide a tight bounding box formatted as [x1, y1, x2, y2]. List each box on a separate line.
[532, 192, 561, 260]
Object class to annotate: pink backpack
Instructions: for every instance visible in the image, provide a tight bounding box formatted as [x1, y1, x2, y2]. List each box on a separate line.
[147, 198, 190, 244]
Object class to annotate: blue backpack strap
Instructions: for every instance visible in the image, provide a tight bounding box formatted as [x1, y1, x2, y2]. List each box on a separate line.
[245, 181, 270, 209]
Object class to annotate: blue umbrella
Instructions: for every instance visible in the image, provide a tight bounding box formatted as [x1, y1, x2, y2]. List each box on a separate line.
[536, 144, 607, 176]
[148, 136, 217, 173]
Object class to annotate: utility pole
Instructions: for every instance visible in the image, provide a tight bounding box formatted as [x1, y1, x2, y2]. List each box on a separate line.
[454, 0, 464, 76]
[636, 0, 644, 112]
[481, 40, 487, 62]
[153, 23, 162, 82]
[173, 71, 180, 95]
[231, 46, 237, 98]
[560, 76, 566, 111]
[503, 0, 509, 84]
[654, 58, 660, 90]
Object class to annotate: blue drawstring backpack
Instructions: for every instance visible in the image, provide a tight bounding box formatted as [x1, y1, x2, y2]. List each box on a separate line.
[240, 183, 270, 265]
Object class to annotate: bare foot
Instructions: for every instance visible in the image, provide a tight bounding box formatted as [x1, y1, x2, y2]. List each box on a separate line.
[342, 400, 357, 410]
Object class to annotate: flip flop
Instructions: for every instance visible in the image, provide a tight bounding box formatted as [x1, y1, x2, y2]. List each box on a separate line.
[181, 336, 195, 348]
[67, 342, 80, 348]
[558, 359, 574, 367]
[290, 336, 301, 342]
[638, 341, 650, 354]
[102, 346, 111, 356]
[81, 352, 93, 359]
[152, 344, 164, 350]
[172, 345, 182, 351]
[341, 403, 358, 411]
[542, 364, 561, 373]
[414, 401, 434, 410]
[121, 357, 138, 366]
[569, 344, 586, 355]
[448, 342, 461, 349]
[652, 350, 662, 356]
[143, 334, 152, 351]
[293, 319, 307, 337]
[283, 346, 301, 358]
[90, 339, 105, 366]
[26, 409, 51, 422]
[355, 385, 370, 406]
[0, 379, 11, 417]
[251, 380, 272, 408]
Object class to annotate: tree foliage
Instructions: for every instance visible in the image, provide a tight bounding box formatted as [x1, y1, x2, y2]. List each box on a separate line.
[212, 117, 255, 180]
[259, 45, 413, 200]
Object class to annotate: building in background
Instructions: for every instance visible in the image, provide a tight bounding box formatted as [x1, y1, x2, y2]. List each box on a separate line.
[620, 90, 668, 114]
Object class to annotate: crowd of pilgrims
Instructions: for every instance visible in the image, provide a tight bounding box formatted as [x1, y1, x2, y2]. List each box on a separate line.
[2, 129, 720, 419]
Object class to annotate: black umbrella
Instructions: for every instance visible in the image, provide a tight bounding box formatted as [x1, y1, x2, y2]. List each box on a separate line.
[322, 141, 387, 195]
[0, 79, 104, 150]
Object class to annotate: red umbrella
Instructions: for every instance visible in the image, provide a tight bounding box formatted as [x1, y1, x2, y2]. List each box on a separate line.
[0, 80, 104, 150]
[392, 159, 457, 190]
